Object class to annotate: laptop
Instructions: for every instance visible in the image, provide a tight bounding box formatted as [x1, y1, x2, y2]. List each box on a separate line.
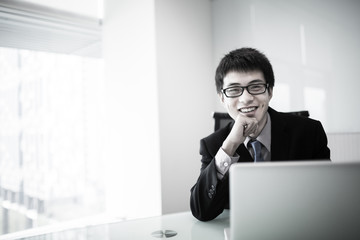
[226, 161, 360, 240]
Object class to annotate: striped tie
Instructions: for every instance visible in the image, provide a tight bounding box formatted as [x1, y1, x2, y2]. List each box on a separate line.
[250, 140, 264, 162]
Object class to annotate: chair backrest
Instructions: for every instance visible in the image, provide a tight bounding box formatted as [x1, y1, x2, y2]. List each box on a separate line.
[212, 112, 233, 131]
[212, 110, 309, 131]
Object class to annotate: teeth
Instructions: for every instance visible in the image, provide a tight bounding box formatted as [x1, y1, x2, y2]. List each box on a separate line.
[240, 107, 256, 113]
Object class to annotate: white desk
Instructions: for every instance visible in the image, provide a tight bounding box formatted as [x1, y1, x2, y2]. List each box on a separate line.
[1, 211, 229, 240]
[109, 211, 229, 239]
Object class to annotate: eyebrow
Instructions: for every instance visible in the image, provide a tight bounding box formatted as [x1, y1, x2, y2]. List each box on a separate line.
[224, 79, 266, 88]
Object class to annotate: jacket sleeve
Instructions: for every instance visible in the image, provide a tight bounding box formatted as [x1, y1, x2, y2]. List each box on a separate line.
[190, 138, 230, 221]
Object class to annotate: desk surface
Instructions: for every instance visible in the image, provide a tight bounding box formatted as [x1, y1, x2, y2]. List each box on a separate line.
[1, 211, 229, 240]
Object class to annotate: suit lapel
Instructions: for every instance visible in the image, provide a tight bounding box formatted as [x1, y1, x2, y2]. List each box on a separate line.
[236, 144, 253, 162]
[269, 108, 290, 161]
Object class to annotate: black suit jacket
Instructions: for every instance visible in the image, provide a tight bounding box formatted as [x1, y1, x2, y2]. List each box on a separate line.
[190, 108, 331, 221]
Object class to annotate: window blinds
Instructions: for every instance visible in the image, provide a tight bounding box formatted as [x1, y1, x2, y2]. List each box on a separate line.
[0, 0, 102, 58]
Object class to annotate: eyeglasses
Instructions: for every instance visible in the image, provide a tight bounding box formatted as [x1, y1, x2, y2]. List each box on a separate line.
[221, 83, 269, 98]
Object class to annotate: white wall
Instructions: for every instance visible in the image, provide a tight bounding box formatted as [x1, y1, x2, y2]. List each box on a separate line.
[103, 0, 214, 217]
[328, 132, 360, 162]
[155, 0, 214, 214]
[212, 0, 360, 134]
[103, 0, 162, 218]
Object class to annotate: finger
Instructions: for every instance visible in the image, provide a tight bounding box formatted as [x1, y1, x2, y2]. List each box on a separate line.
[243, 121, 258, 136]
[243, 122, 253, 136]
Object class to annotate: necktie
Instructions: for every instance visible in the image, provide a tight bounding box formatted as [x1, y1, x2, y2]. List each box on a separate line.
[250, 140, 264, 162]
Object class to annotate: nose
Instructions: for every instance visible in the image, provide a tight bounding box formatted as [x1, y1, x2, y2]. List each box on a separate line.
[238, 89, 254, 104]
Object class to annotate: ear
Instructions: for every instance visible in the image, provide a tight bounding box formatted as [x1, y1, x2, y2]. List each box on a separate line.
[218, 92, 225, 104]
[268, 87, 273, 100]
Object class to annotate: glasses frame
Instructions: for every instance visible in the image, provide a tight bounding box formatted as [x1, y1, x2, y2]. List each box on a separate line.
[221, 83, 269, 98]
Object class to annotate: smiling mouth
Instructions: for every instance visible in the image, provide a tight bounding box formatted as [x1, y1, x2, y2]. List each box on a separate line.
[239, 106, 257, 113]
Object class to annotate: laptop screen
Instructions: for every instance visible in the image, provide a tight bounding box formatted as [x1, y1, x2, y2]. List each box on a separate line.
[229, 161, 360, 240]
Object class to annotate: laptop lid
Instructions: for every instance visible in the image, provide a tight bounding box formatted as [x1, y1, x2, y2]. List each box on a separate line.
[229, 161, 360, 240]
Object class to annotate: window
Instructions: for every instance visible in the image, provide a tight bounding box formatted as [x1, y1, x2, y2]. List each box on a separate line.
[0, 46, 105, 235]
[0, 0, 104, 234]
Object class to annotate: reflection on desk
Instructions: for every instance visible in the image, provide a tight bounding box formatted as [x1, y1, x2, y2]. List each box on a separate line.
[0, 210, 229, 240]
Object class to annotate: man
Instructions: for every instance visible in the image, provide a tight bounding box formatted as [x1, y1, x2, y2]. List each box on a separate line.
[190, 48, 330, 221]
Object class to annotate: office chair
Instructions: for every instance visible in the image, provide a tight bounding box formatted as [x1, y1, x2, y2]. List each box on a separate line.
[212, 110, 309, 131]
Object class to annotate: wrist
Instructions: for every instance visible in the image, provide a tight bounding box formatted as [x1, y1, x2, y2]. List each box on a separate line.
[221, 140, 239, 156]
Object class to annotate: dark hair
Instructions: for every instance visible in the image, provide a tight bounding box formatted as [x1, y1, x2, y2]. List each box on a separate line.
[215, 48, 275, 93]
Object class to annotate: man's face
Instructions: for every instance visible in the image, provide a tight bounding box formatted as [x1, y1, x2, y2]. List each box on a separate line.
[220, 70, 273, 132]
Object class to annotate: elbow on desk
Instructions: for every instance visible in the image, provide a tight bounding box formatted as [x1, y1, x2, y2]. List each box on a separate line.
[190, 209, 217, 222]
[190, 194, 222, 222]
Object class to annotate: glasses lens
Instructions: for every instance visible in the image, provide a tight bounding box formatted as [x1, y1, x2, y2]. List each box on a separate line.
[225, 87, 243, 97]
[248, 84, 266, 94]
